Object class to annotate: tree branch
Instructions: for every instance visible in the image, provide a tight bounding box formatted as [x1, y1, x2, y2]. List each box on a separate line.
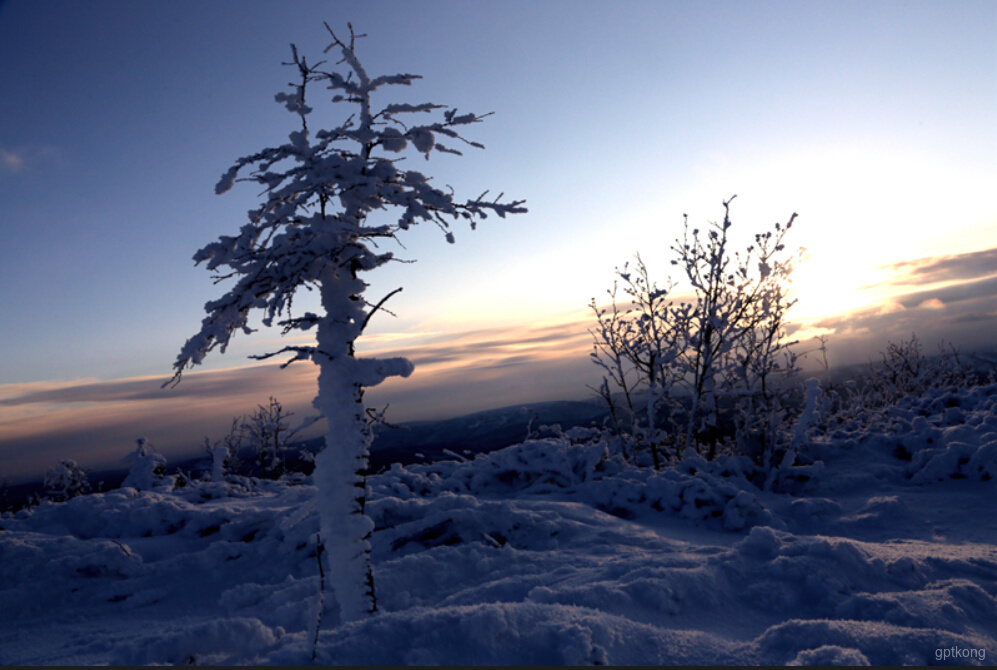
[359, 287, 403, 334]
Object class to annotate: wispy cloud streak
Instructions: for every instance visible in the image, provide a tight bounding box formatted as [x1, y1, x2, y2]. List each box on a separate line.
[877, 247, 997, 286]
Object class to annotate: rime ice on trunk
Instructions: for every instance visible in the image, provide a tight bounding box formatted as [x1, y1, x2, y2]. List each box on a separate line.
[165, 24, 523, 624]
[312, 263, 375, 619]
[311, 262, 413, 620]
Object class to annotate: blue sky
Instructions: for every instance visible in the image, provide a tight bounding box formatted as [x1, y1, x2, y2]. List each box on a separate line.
[1, 0, 995, 481]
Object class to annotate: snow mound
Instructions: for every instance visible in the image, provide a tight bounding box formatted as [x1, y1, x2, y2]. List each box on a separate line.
[787, 644, 871, 666]
[757, 618, 990, 666]
[799, 381, 997, 493]
[111, 617, 282, 666]
[374, 437, 775, 531]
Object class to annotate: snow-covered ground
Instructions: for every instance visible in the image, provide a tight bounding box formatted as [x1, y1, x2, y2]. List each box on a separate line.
[3, 382, 997, 665]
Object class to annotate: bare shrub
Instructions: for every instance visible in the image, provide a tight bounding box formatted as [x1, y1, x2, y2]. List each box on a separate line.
[590, 196, 802, 468]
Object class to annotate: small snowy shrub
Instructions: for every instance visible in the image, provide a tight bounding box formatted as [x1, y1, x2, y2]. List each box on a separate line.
[242, 396, 294, 479]
[910, 440, 997, 483]
[811, 334, 985, 436]
[122, 438, 170, 492]
[43, 459, 91, 501]
[203, 400, 317, 487]
[165, 23, 524, 623]
[866, 334, 980, 406]
[203, 418, 245, 482]
[209, 445, 231, 483]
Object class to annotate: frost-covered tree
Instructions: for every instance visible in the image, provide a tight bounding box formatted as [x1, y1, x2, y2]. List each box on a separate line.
[165, 24, 525, 623]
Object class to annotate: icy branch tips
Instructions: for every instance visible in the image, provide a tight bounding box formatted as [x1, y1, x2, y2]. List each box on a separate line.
[164, 24, 526, 623]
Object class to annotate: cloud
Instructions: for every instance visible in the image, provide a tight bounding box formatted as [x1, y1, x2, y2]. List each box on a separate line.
[0, 145, 64, 175]
[358, 317, 595, 377]
[0, 364, 325, 483]
[892, 274, 997, 311]
[794, 247, 997, 366]
[879, 247, 997, 286]
[0, 148, 24, 172]
[0, 378, 103, 402]
[877, 302, 904, 315]
[0, 365, 309, 407]
[806, 280, 997, 368]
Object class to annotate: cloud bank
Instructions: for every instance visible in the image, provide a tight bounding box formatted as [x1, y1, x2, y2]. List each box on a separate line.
[0, 318, 598, 483]
[802, 247, 997, 367]
[878, 247, 997, 287]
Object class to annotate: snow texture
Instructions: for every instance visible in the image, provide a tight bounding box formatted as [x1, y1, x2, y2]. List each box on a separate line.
[3, 382, 997, 665]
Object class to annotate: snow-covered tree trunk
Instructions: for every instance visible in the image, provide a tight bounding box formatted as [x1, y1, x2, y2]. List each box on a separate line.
[313, 263, 373, 619]
[311, 261, 413, 620]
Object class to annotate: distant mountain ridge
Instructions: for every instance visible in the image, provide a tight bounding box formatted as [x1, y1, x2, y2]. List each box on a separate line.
[364, 398, 611, 472]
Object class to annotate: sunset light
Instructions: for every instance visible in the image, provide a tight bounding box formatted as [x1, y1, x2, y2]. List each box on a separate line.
[2, 2, 996, 665]
[2, 1, 995, 483]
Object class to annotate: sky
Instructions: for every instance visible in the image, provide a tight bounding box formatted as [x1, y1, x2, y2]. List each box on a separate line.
[1, 0, 995, 482]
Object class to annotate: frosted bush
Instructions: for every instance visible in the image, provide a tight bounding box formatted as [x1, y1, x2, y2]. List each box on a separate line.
[372, 436, 774, 532]
[121, 438, 170, 492]
[821, 335, 985, 435]
[43, 459, 91, 501]
[590, 196, 803, 468]
[242, 396, 294, 479]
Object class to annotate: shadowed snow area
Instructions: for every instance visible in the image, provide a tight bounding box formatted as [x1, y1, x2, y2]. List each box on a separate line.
[3, 384, 997, 665]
